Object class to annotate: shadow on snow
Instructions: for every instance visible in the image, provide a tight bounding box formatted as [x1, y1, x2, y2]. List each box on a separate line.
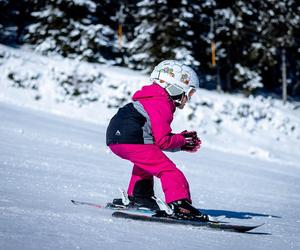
[200, 209, 281, 220]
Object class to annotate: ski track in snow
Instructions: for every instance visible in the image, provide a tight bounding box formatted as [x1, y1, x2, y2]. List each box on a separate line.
[1, 102, 300, 250]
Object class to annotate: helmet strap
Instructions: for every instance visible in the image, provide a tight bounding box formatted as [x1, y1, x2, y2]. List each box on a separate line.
[175, 95, 187, 109]
[170, 93, 184, 101]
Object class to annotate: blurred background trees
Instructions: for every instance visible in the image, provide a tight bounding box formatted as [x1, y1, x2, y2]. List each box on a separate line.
[1, 0, 299, 98]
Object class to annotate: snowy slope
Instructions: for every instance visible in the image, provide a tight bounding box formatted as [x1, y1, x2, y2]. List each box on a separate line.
[1, 102, 300, 250]
[1, 44, 300, 166]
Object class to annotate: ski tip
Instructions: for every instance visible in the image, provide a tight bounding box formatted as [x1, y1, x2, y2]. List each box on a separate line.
[71, 199, 80, 205]
[248, 223, 265, 228]
[238, 223, 265, 233]
[254, 223, 265, 228]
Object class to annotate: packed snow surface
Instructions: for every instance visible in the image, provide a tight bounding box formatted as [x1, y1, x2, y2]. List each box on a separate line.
[0, 45, 300, 249]
[1, 102, 300, 250]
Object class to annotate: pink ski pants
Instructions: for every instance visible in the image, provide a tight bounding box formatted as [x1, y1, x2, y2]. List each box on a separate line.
[109, 144, 191, 203]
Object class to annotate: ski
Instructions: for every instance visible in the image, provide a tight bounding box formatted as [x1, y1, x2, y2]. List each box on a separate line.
[71, 199, 225, 223]
[71, 199, 105, 209]
[112, 211, 264, 233]
[71, 188, 154, 212]
[71, 199, 263, 232]
[70, 199, 154, 213]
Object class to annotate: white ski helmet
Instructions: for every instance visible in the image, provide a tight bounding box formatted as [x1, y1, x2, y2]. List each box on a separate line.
[150, 60, 199, 100]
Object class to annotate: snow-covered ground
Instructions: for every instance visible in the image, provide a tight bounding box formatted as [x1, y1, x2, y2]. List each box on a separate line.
[1, 101, 300, 250]
[1, 45, 300, 249]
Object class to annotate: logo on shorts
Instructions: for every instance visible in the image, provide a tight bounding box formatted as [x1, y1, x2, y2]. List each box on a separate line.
[115, 130, 121, 136]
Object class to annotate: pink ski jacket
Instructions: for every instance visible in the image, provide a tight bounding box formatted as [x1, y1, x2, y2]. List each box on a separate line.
[132, 83, 186, 150]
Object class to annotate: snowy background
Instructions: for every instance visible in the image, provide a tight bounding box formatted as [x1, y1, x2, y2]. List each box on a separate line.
[1, 45, 300, 249]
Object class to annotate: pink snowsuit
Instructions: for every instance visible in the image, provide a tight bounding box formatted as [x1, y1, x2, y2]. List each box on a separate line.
[108, 83, 191, 203]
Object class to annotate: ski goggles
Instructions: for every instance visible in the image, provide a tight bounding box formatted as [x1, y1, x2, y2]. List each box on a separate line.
[165, 84, 196, 101]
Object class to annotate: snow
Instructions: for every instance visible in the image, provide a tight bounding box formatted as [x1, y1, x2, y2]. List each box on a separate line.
[234, 63, 263, 90]
[72, 0, 97, 13]
[0, 45, 300, 249]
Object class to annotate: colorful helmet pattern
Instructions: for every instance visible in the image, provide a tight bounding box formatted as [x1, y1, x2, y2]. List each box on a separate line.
[150, 60, 199, 99]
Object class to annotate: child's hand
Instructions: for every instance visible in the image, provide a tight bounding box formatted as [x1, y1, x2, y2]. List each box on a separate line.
[181, 130, 197, 139]
[180, 130, 201, 153]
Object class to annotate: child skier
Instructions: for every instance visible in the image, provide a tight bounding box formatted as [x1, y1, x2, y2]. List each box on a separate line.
[106, 60, 208, 221]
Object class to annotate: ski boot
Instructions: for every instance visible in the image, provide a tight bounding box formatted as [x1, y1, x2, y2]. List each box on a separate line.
[110, 196, 159, 211]
[167, 199, 209, 221]
[110, 179, 160, 210]
[108, 180, 160, 211]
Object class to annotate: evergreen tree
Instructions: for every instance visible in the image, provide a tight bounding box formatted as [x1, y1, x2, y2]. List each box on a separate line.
[0, 0, 41, 44]
[1, 0, 299, 97]
[23, 0, 121, 63]
[195, 0, 300, 95]
[253, 0, 300, 96]
[124, 0, 199, 71]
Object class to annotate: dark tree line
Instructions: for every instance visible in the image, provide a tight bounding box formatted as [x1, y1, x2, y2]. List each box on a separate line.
[0, 0, 299, 97]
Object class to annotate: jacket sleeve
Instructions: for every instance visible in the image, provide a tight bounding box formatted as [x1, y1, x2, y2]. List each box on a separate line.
[147, 101, 186, 150]
[158, 132, 186, 150]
